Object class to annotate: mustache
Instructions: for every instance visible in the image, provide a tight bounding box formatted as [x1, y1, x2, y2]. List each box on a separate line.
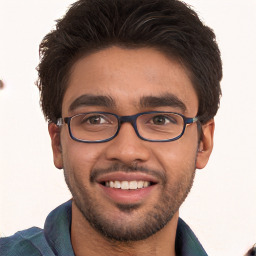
[90, 162, 166, 184]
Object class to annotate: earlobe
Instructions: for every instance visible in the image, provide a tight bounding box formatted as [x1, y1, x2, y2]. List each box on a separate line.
[196, 119, 215, 169]
[48, 123, 63, 169]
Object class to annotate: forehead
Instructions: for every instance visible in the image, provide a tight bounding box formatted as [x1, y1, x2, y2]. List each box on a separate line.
[62, 46, 198, 116]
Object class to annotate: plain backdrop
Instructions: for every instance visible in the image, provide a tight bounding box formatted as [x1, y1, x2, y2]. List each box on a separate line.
[0, 1, 256, 255]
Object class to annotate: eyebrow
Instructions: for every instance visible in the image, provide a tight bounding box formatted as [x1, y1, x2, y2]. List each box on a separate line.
[68, 93, 187, 113]
[68, 94, 116, 112]
[140, 94, 187, 112]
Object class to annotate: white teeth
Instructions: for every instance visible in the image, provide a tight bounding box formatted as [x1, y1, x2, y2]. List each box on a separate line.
[105, 180, 151, 190]
[144, 181, 150, 188]
[138, 181, 144, 189]
[110, 181, 114, 188]
[129, 181, 137, 190]
[121, 181, 129, 189]
[115, 181, 121, 189]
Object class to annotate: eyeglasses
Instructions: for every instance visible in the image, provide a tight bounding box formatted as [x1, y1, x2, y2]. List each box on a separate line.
[57, 111, 198, 143]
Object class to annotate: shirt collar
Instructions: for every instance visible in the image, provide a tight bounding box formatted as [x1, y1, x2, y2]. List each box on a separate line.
[175, 218, 208, 256]
[44, 200, 75, 256]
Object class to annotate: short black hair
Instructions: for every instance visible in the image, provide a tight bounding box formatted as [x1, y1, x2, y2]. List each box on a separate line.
[37, 0, 222, 124]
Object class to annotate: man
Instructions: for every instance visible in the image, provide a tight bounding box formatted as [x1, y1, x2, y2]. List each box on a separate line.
[0, 0, 222, 255]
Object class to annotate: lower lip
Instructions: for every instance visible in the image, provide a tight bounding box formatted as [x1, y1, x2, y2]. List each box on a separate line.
[99, 184, 156, 204]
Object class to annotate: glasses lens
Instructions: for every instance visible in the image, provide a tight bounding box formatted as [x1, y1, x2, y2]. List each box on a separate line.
[70, 113, 118, 142]
[137, 112, 184, 141]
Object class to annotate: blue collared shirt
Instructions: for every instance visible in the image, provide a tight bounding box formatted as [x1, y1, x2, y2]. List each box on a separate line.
[0, 200, 207, 256]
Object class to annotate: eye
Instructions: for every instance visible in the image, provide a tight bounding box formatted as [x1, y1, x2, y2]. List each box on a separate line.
[151, 115, 177, 125]
[82, 115, 109, 125]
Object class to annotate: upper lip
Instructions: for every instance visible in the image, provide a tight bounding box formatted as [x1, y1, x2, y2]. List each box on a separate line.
[96, 172, 159, 184]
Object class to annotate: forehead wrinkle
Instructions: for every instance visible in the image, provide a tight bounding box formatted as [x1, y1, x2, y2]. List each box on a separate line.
[139, 94, 187, 112]
[68, 94, 116, 112]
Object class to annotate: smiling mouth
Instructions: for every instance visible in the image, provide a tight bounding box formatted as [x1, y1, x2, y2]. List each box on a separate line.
[102, 180, 154, 190]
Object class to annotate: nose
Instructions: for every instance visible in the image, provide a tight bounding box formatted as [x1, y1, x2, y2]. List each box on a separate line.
[104, 122, 151, 165]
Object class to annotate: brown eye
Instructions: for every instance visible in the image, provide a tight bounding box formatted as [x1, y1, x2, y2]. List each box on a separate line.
[88, 116, 102, 124]
[152, 115, 166, 125]
[82, 115, 108, 125]
[151, 115, 177, 125]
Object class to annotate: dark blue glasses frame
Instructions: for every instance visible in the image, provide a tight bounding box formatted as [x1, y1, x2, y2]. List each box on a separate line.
[57, 111, 198, 143]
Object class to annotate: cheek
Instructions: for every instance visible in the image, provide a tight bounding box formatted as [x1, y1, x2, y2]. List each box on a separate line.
[61, 135, 104, 177]
[154, 135, 198, 175]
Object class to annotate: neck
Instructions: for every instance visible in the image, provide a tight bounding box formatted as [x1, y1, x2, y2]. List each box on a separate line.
[71, 202, 178, 256]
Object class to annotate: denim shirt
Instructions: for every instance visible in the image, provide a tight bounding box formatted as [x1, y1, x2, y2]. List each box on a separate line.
[0, 200, 207, 256]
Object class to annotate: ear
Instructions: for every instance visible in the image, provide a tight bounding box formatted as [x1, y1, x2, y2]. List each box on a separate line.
[48, 123, 63, 169]
[196, 119, 215, 169]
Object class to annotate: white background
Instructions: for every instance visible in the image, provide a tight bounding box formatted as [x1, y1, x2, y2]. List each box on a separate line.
[0, 1, 256, 255]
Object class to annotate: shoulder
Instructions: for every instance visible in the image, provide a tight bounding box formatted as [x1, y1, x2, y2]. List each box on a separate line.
[0, 227, 54, 256]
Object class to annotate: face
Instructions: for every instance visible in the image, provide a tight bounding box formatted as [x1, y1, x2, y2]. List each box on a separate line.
[49, 46, 214, 241]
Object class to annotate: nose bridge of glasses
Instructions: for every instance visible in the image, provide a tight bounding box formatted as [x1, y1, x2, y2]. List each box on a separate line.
[120, 115, 137, 126]
[118, 115, 139, 133]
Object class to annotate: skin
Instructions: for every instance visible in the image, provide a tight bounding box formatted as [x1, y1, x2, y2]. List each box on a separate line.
[49, 46, 214, 256]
